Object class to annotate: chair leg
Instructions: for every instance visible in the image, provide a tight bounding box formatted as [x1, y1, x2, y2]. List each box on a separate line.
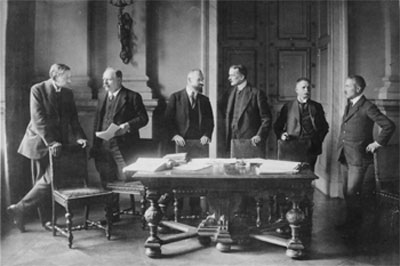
[84, 205, 90, 230]
[140, 194, 146, 229]
[52, 199, 57, 236]
[65, 209, 73, 248]
[105, 202, 112, 240]
[130, 194, 136, 214]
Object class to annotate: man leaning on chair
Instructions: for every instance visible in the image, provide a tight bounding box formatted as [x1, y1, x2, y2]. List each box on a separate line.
[8, 63, 88, 232]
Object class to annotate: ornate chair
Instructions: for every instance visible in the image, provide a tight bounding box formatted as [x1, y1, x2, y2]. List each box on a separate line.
[106, 139, 159, 227]
[374, 144, 399, 238]
[49, 145, 113, 248]
[230, 139, 265, 158]
[277, 139, 308, 162]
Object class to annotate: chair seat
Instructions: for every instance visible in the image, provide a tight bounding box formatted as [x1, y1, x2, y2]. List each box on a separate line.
[55, 187, 112, 200]
[106, 181, 145, 193]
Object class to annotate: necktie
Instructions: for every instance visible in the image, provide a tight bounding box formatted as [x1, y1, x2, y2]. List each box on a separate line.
[109, 94, 114, 101]
[190, 92, 196, 109]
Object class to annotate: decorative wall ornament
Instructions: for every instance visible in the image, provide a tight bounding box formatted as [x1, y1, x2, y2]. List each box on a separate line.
[109, 0, 137, 64]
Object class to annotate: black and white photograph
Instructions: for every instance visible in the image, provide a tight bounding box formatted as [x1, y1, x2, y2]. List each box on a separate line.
[0, 0, 399, 265]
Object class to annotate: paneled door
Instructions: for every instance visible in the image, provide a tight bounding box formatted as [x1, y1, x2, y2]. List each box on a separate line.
[217, 0, 318, 158]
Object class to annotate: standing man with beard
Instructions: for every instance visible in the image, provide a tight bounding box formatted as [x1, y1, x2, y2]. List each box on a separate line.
[91, 67, 148, 221]
[274, 78, 329, 171]
[165, 69, 214, 215]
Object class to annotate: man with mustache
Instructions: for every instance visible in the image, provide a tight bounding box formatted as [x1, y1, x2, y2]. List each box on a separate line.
[274, 77, 329, 171]
[8, 63, 88, 232]
[91, 67, 148, 221]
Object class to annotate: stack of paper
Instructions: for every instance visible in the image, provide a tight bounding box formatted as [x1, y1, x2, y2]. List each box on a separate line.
[256, 159, 301, 174]
[173, 161, 212, 171]
[123, 158, 170, 173]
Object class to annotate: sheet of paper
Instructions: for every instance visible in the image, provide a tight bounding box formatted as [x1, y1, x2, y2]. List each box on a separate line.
[173, 161, 212, 171]
[123, 158, 169, 173]
[95, 123, 119, 141]
[256, 159, 301, 174]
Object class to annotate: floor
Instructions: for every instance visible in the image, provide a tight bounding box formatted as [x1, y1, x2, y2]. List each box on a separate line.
[1, 190, 398, 266]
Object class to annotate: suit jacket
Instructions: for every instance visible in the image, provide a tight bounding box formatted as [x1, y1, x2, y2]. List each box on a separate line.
[225, 84, 272, 145]
[165, 89, 214, 139]
[92, 86, 149, 163]
[18, 79, 86, 160]
[274, 99, 329, 155]
[337, 95, 395, 166]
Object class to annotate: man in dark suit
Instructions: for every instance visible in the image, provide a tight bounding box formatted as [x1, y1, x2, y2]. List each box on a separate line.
[337, 75, 395, 237]
[274, 77, 329, 171]
[91, 67, 148, 219]
[8, 63, 88, 232]
[225, 64, 272, 156]
[165, 69, 214, 214]
[165, 69, 214, 148]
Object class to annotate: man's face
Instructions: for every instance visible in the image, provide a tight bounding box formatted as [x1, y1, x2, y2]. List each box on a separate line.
[188, 71, 204, 92]
[103, 69, 121, 93]
[295, 80, 311, 101]
[228, 68, 245, 87]
[344, 78, 360, 99]
[54, 71, 71, 88]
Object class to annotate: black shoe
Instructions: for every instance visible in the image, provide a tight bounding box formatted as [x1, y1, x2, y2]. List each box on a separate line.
[43, 221, 53, 231]
[7, 205, 25, 233]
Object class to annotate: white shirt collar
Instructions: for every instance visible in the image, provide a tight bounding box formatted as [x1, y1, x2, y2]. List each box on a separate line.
[185, 86, 198, 98]
[52, 80, 62, 92]
[108, 88, 121, 98]
[351, 94, 362, 105]
[297, 97, 309, 104]
[237, 80, 247, 91]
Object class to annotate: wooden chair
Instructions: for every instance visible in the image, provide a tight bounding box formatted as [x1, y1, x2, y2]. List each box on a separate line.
[277, 139, 308, 162]
[176, 139, 209, 158]
[374, 144, 399, 238]
[106, 139, 159, 226]
[49, 145, 113, 248]
[230, 139, 265, 158]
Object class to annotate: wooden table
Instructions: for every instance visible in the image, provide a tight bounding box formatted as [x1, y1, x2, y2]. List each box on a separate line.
[128, 162, 317, 259]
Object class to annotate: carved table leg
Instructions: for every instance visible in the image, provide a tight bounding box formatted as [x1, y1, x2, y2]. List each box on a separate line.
[144, 189, 163, 258]
[285, 201, 305, 259]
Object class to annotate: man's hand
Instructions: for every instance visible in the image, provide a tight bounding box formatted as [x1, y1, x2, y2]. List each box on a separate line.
[49, 142, 62, 157]
[115, 123, 130, 136]
[172, 135, 186, 146]
[366, 141, 381, 153]
[200, 136, 211, 145]
[76, 139, 88, 148]
[251, 135, 261, 146]
[280, 132, 289, 141]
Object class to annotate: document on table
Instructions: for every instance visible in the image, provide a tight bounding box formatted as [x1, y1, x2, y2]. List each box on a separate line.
[123, 158, 170, 173]
[256, 159, 301, 174]
[95, 123, 119, 141]
[173, 161, 212, 171]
